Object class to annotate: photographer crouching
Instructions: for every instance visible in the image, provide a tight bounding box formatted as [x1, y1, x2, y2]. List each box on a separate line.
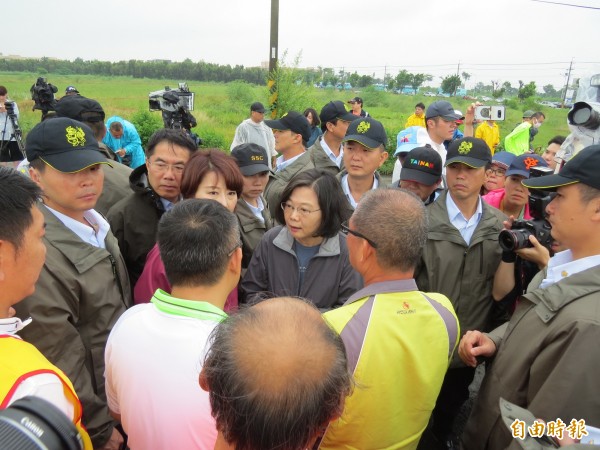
[0, 85, 25, 163]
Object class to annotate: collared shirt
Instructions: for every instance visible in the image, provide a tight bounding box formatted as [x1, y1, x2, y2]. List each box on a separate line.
[45, 206, 110, 249]
[445, 193, 483, 245]
[321, 135, 344, 168]
[275, 152, 304, 172]
[540, 249, 600, 289]
[160, 197, 180, 212]
[341, 174, 378, 209]
[150, 289, 228, 322]
[244, 196, 265, 222]
[105, 289, 226, 450]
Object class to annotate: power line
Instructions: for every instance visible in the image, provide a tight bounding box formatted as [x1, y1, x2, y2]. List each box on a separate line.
[530, 0, 600, 10]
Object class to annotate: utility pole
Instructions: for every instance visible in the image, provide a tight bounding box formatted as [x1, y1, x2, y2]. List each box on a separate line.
[384, 65, 387, 88]
[268, 0, 279, 118]
[455, 61, 461, 96]
[562, 59, 573, 108]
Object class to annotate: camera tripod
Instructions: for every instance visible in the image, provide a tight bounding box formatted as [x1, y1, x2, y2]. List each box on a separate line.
[1, 103, 26, 160]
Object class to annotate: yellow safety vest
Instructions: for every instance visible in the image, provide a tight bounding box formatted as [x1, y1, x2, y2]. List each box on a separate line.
[0, 335, 93, 449]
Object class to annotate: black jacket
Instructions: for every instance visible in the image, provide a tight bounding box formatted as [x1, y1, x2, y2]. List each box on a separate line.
[106, 164, 166, 286]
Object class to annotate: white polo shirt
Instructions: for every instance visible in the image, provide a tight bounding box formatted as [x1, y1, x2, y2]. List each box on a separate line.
[105, 290, 227, 450]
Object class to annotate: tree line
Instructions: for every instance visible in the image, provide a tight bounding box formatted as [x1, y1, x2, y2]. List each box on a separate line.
[0, 56, 269, 84]
[0, 56, 560, 100]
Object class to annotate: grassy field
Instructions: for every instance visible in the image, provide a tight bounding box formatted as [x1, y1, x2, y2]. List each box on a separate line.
[2, 71, 571, 174]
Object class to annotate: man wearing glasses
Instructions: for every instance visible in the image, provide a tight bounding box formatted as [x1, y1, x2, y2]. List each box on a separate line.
[230, 101, 277, 170]
[107, 128, 197, 286]
[320, 189, 459, 450]
[347, 96, 369, 118]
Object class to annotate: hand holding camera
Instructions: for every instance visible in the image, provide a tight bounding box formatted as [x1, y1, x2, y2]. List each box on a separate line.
[474, 105, 506, 121]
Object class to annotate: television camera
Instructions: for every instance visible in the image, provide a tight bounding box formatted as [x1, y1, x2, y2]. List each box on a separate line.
[1, 100, 25, 157]
[498, 166, 554, 252]
[556, 74, 600, 168]
[149, 83, 201, 146]
[30, 77, 58, 116]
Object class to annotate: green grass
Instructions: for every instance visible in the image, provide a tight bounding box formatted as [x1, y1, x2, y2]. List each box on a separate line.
[2, 71, 571, 174]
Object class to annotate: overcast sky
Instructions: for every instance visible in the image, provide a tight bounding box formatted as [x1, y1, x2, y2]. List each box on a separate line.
[4, 0, 600, 90]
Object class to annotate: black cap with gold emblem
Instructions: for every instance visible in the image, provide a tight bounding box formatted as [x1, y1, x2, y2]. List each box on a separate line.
[445, 137, 492, 168]
[26, 118, 111, 173]
[343, 117, 388, 150]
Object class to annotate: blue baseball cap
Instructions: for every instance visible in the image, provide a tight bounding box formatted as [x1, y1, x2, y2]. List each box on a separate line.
[394, 126, 429, 157]
[506, 154, 548, 178]
[491, 152, 516, 170]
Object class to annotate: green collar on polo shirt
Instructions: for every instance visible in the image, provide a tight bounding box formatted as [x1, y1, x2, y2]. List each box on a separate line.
[151, 289, 228, 323]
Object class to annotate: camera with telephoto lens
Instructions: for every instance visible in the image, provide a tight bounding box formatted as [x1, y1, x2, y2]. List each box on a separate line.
[30, 77, 58, 114]
[0, 396, 83, 450]
[149, 83, 202, 145]
[498, 166, 555, 252]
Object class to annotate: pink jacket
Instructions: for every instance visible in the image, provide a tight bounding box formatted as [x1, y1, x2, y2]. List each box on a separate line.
[482, 189, 532, 220]
[134, 243, 238, 312]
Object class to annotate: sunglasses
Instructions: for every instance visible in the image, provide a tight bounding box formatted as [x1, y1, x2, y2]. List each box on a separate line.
[340, 221, 378, 248]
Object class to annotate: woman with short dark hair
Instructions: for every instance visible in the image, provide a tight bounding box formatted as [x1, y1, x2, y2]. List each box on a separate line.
[241, 169, 362, 310]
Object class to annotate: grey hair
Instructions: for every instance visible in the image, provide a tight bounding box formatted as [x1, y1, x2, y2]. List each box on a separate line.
[352, 189, 428, 271]
[202, 297, 352, 450]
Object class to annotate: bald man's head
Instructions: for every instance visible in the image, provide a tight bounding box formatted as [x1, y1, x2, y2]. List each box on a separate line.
[202, 297, 352, 450]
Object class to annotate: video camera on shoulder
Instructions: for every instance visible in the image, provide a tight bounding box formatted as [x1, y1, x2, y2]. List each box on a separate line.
[149, 82, 195, 115]
[149, 82, 201, 145]
[499, 166, 554, 252]
[30, 77, 58, 113]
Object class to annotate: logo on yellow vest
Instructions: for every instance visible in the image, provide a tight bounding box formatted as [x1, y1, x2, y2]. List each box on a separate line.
[397, 301, 416, 315]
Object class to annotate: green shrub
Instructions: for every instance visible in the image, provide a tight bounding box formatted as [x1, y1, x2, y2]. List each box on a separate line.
[130, 109, 163, 148]
[359, 85, 388, 108]
[227, 80, 254, 108]
[200, 128, 227, 150]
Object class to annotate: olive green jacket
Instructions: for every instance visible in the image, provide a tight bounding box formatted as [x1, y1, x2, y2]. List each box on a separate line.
[415, 190, 505, 368]
[15, 204, 132, 448]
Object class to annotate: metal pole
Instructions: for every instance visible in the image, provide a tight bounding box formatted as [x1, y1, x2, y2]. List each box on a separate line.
[562, 59, 573, 108]
[267, 0, 279, 118]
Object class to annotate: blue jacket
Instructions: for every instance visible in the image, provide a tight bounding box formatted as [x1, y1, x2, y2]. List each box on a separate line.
[102, 116, 145, 168]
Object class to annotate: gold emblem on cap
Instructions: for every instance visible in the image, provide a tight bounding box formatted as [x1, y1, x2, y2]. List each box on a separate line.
[356, 121, 370, 134]
[65, 126, 86, 147]
[458, 141, 472, 155]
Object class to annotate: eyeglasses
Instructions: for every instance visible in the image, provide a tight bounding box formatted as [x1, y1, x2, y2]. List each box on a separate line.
[147, 159, 186, 174]
[340, 221, 378, 249]
[348, 101, 356, 104]
[280, 202, 320, 217]
[486, 168, 507, 176]
[227, 239, 243, 257]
